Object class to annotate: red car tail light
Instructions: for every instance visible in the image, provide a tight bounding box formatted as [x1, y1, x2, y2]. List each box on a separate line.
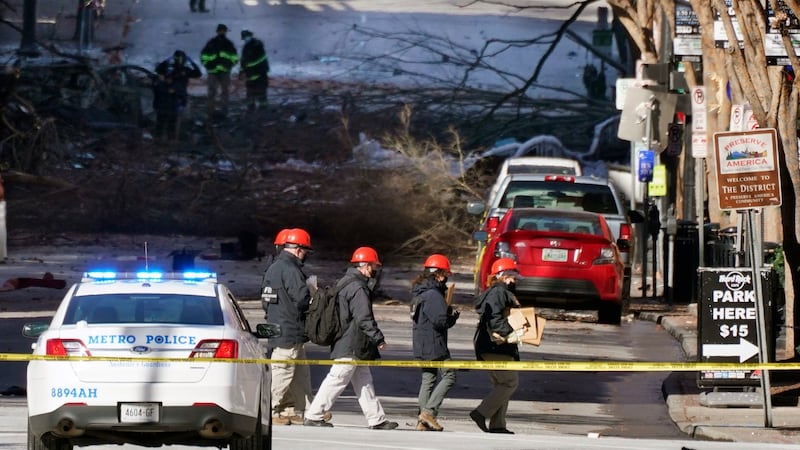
[485, 215, 500, 236]
[493, 241, 517, 260]
[618, 223, 632, 252]
[593, 247, 617, 265]
[46, 339, 91, 357]
[190, 339, 239, 359]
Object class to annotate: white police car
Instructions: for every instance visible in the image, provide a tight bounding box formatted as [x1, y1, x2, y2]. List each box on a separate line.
[24, 271, 276, 450]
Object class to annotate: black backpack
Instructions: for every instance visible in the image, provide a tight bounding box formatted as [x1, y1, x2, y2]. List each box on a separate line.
[305, 276, 357, 346]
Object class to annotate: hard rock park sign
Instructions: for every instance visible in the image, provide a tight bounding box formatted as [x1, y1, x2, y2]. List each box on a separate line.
[712, 129, 782, 211]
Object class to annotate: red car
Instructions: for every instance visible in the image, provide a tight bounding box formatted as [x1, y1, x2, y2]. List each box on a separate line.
[475, 207, 624, 324]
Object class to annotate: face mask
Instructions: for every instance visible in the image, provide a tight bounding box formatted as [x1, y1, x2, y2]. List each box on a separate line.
[507, 281, 517, 293]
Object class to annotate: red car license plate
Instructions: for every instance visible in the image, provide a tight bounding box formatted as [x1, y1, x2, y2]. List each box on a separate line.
[542, 248, 568, 262]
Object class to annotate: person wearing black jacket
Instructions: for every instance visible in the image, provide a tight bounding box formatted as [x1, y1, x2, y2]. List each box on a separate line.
[470, 257, 525, 435]
[153, 50, 201, 140]
[304, 247, 398, 430]
[411, 254, 459, 432]
[239, 30, 270, 111]
[200, 24, 238, 119]
[262, 228, 314, 426]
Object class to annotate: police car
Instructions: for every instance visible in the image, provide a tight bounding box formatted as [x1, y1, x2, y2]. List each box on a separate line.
[24, 271, 276, 450]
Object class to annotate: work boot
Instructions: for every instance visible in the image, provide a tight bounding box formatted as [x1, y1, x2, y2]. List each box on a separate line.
[415, 420, 431, 431]
[469, 409, 488, 432]
[418, 411, 443, 431]
[288, 414, 303, 425]
[368, 420, 398, 430]
[304, 418, 333, 427]
[272, 415, 291, 426]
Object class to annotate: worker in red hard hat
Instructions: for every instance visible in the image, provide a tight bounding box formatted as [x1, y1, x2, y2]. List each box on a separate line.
[410, 254, 459, 431]
[470, 257, 523, 435]
[304, 246, 398, 430]
[261, 227, 315, 426]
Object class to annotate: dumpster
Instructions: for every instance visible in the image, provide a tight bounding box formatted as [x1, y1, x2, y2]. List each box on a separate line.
[673, 220, 699, 303]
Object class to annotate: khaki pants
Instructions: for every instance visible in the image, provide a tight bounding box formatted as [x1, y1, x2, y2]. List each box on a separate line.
[475, 353, 519, 429]
[206, 72, 230, 116]
[305, 358, 387, 426]
[270, 344, 312, 417]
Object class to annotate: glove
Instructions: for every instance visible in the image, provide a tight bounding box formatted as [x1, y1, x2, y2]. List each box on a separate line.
[504, 327, 526, 344]
[490, 332, 506, 345]
[446, 309, 460, 326]
[306, 275, 318, 295]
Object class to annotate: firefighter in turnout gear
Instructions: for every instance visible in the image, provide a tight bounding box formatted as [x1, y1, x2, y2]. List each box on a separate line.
[200, 24, 238, 120]
[239, 30, 270, 111]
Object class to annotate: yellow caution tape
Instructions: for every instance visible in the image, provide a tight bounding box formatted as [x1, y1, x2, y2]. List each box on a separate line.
[2, 352, 800, 371]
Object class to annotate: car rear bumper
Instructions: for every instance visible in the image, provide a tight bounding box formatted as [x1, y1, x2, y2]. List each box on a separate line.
[514, 274, 622, 305]
[29, 404, 257, 445]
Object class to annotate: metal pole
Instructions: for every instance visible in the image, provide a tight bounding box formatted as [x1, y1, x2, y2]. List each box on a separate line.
[641, 96, 655, 297]
[747, 209, 773, 427]
[696, 157, 705, 268]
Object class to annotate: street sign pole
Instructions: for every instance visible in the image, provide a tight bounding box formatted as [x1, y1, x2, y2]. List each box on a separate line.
[747, 209, 773, 427]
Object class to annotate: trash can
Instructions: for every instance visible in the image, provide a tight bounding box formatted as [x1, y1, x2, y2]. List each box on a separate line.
[673, 220, 699, 303]
[703, 222, 719, 266]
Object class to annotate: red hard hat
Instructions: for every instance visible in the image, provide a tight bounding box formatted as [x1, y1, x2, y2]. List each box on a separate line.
[350, 246, 381, 265]
[284, 228, 312, 249]
[273, 228, 291, 245]
[424, 254, 451, 273]
[490, 258, 518, 277]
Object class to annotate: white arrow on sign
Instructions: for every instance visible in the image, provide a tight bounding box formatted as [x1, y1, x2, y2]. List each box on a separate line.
[702, 338, 760, 363]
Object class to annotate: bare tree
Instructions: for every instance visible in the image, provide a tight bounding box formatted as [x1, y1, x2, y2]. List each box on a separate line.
[606, 0, 799, 358]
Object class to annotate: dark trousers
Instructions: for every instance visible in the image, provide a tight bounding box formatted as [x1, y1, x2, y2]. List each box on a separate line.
[189, 0, 206, 11]
[245, 78, 268, 111]
[155, 111, 179, 140]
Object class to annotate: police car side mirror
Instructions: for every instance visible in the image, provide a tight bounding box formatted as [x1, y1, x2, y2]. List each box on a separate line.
[255, 323, 281, 339]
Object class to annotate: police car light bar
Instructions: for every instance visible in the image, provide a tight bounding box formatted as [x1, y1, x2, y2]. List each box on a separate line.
[83, 271, 217, 282]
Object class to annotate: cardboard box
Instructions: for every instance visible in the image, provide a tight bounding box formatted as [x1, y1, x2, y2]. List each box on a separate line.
[507, 307, 546, 346]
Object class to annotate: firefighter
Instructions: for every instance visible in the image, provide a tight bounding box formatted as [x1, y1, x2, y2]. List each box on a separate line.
[239, 30, 270, 111]
[200, 24, 238, 120]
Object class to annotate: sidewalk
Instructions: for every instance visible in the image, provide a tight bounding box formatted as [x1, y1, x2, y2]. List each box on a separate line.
[639, 306, 800, 445]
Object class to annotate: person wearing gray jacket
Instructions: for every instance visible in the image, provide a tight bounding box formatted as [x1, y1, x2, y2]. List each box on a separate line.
[304, 246, 399, 430]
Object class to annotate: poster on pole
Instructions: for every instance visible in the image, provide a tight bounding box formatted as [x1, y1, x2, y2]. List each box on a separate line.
[712, 129, 781, 210]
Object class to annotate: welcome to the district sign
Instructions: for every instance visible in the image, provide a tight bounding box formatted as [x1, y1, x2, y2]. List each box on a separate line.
[712, 128, 781, 210]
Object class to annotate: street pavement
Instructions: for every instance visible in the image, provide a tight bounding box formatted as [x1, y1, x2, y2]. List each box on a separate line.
[0, 235, 799, 445]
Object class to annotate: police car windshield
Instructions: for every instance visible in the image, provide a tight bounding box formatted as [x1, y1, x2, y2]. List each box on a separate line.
[63, 294, 223, 325]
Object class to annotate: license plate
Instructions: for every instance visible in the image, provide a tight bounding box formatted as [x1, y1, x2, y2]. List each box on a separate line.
[542, 248, 568, 262]
[120, 403, 159, 423]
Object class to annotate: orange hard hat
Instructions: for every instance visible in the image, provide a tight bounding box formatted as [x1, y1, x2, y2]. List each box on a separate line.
[424, 254, 451, 273]
[350, 246, 381, 265]
[490, 258, 518, 277]
[284, 228, 312, 249]
[273, 228, 291, 245]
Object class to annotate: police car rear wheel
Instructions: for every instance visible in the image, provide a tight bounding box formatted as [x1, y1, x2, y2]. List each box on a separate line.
[229, 403, 263, 450]
[28, 423, 72, 450]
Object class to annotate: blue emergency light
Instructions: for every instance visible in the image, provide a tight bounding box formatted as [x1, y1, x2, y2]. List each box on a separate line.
[83, 271, 217, 282]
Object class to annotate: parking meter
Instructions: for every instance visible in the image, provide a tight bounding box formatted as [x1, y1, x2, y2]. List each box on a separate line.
[647, 202, 661, 238]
